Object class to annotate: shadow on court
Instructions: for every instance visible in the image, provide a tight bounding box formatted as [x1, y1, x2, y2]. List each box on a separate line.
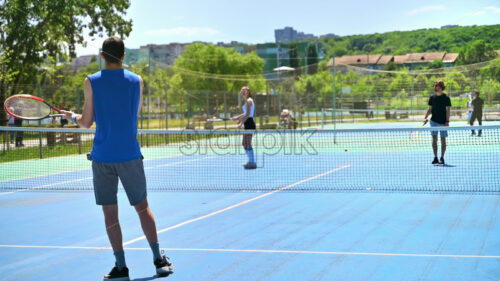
[131, 273, 172, 281]
[434, 164, 457, 167]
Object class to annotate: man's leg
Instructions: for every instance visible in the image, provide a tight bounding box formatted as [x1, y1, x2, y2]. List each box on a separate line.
[134, 199, 174, 276]
[134, 199, 161, 260]
[432, 135, 438, 158]
[478, 114, 482, 136]
[470, 113, 476, 135]
[440, 137, 446, 158]
[102, 204, 126, 269]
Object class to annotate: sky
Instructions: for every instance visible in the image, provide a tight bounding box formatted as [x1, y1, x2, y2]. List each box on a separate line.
[75, 0, 500, 56]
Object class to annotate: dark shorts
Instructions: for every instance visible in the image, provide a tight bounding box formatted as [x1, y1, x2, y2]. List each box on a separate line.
[92, 157, 147, 206]
[244, 117, 256, 130]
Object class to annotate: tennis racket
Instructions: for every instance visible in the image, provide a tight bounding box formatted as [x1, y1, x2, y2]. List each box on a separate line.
[410, 119, 428, 139]
[4, 94, 64, 120]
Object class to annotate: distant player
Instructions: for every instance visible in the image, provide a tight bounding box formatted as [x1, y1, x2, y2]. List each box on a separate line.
[231, 86, 256, 169]
[469, 91, 484, 136]
[424, 80, 451, 165]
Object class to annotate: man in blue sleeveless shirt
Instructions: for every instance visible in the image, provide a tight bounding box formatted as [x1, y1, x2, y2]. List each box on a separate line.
[62, 37, 173, 280]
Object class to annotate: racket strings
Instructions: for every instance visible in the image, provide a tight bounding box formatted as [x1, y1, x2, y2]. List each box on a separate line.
[5, 97, 51, 119]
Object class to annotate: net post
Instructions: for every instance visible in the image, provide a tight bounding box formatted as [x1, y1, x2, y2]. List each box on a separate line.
[78, 131, 82, 154]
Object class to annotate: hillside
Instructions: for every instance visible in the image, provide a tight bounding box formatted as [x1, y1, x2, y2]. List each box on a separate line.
[317, 24, 500, 58]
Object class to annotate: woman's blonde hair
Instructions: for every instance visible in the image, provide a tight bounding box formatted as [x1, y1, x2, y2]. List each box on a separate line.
[241, 86, 251, 97]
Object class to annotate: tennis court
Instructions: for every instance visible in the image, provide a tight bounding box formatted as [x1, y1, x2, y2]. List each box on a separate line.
[0, 123, 499, 280]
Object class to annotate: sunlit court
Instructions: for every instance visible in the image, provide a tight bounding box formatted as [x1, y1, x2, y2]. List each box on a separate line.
[1, 1, 499, 280]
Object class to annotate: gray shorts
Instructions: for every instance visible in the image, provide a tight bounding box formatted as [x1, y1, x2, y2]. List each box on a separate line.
[92, 157, 147, 206]
[430, 120, 448, 138]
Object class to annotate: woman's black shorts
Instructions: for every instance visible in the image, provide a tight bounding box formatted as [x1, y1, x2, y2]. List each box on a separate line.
[244, 117, 256, 130]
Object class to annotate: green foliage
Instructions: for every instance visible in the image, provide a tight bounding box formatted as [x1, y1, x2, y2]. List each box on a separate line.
[427, 59, 444, 69]
[318, 25, 500, 58]
[170, 43, 265, 112]
[383, 61, 397, 71]
[289, 42, 300, 76]
[479, 79, 500, 104]
[456, 40, 497, 65]
[0, 0, 133, 124]
[479, 58, 500, 82]
[306, 44, 318, 74]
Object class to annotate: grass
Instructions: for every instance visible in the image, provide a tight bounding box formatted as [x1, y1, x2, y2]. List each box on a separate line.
[0, 143, 92, 163]
[0, 132, 233, 163]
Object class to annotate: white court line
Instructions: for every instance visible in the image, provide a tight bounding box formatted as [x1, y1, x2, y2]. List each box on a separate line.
[0, 153, 185, 184]
[0, 177, 92, 196]
[146, 156, 215, 169]
[123, 164, 351, 246]
[0, 155, 212, 196]
[0, 245, 498, 259]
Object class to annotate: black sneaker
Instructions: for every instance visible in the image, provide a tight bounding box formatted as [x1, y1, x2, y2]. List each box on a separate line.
[432, 157, 439, 165]
[103, 264, 129, 280]
[243, 162, 257, 169]
[154, 255, 174, 277]
[439, 157, 445, 165]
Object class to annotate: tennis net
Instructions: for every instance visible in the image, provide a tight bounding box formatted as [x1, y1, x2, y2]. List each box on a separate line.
[1, 126, 499, 193]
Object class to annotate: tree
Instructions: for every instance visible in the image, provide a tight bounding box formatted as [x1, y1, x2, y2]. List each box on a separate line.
[427, 59, 444, 69]
[306, 43, 318, 75]
[170, 43, 265, 113]
[383, 61, 397, 71]
[479, 79, 500, 105]
[456, 40, 497, 65]
[0, 0, 133, 125]
[289, 42, 300, 76]
[479, 58, 500, 82]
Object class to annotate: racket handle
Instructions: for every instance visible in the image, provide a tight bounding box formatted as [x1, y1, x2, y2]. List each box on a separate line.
[71, 113, 79, 125]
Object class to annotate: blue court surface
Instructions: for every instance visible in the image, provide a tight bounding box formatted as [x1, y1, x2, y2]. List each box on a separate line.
[0, 123, 499, 281]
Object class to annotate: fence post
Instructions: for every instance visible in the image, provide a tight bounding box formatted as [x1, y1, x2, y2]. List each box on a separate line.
[165, 85, 169, 144]
[39, 130, 43, 159]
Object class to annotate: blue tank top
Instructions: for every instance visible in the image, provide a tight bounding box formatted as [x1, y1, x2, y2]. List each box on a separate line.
[242, 98, 255, 118]
[88, 69, 142, 163]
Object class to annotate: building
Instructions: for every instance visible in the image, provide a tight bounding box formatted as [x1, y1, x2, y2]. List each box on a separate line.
[274, 27, 316, 43]
[216, 41, 246, 54]
[443, 53, 459, 68]
[71, 55, 95, 69]
[139, 43, 188, 66]
[441, 25, 459, 29]
[327, 52, 460, 71]
[402, 52, 446, 69]
[98, 47, 151, 69]
[375, 56, 394, 69]
[256, 42, 322, 78]
[320, 33, 338, 39]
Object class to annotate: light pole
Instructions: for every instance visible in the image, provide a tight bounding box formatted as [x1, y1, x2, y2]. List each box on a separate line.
[332, 52, 336, 131]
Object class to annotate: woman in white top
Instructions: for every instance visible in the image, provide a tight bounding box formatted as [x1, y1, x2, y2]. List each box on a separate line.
[231, 86, 256, 169]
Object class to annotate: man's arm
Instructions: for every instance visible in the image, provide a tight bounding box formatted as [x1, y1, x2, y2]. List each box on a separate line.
[62, 77, 94, 128]
[445, 106, 451, 126]
[424, 106, 432, 121]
